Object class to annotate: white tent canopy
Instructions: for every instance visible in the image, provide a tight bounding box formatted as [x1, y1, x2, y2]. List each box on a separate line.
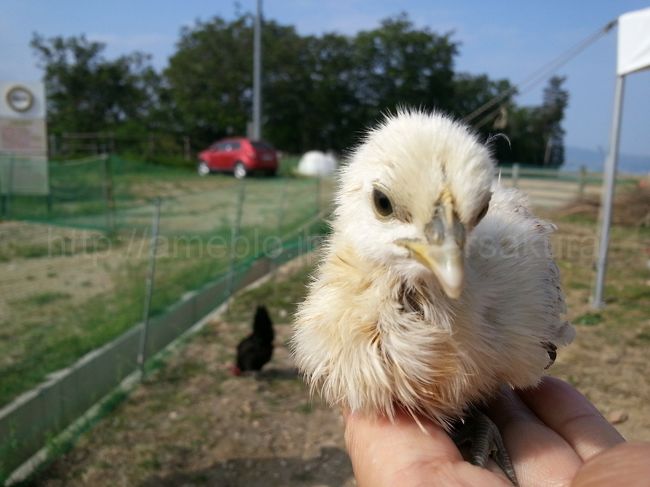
[593, 7, 650, 307]
[617, 7, 650, 75]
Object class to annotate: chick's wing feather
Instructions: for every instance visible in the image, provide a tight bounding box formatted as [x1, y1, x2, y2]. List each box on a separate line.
[466, 186, 575, 353]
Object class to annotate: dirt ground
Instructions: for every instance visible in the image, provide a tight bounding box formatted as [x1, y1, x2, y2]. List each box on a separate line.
[35, 322, 354, 487]
[25, 211, 650, 486]
[29, 256, 357, 487]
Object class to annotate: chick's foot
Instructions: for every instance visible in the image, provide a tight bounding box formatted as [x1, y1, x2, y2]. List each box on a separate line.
[451, 406, 518, 486]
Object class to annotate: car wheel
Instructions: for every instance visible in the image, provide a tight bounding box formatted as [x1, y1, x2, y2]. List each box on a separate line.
[234, 162, 248, 179]
[267, 170, 277, 177]
[197, 161, 211, 176]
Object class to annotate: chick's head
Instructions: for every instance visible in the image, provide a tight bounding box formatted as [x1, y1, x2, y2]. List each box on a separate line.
[333, 110, 495, 298]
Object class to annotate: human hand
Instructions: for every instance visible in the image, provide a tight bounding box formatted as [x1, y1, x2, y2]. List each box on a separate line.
[344, 377, 650, 486]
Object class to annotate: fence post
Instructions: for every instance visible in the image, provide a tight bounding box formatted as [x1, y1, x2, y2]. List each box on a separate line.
[227, 181, 247, 305]
[61, 133, 68, 158]
[5, 155, 15, 218]
[316, 176, 322, 215]
[102, 154, 116, 234]
[578, 165, 587, 200]
[269, 178, 289, 295]
[0, 156, 6, 218]
[276, 178, 288, 239]
[48, 134, 57, 159]
[512, 163, 520, 188]
[138, 197, 162, 375]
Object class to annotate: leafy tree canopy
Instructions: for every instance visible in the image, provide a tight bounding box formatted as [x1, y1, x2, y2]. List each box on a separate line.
[31, 34, 160, 136]
[32, 13, 569, 166]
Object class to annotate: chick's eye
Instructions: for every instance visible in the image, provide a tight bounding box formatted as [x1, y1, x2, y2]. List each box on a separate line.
[372, 188, 393, 217]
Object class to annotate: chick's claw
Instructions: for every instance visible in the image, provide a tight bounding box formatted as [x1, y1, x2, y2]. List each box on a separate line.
[452, 406, 518, 486]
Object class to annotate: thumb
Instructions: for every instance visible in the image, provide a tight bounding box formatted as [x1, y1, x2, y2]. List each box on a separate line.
[571, 442, 650, 487]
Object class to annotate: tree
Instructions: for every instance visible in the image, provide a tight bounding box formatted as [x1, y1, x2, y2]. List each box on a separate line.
[164, 15, 357, 153]
[266, 31, 360, 152]
[32, 14, 570, 165]
[164, 16, 254, 148]
[493, 76, 569, 167]
[540, 76, 569, 167]
[352, 14, 458, 123]
[256, 23, 319, 152]
[163, 13, 461, 153]
[451, 74, 514, 120]
[31, 34, 159, 136]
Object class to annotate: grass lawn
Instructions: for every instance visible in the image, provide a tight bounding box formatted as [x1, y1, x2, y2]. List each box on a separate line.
[0, 168, 327, 409]
[4, 154, 304, 226]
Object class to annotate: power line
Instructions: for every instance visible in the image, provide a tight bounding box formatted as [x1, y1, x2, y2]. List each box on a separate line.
[463, 19, 617, 127]
[473, 105, 506, 131]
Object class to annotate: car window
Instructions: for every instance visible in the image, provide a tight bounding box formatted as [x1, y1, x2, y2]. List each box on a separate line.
[252, 141, 273, 150]
[220, 142, 240, 151]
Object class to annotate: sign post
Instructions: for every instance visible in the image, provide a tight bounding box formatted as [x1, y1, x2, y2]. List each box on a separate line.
[0, 81, 49, 200]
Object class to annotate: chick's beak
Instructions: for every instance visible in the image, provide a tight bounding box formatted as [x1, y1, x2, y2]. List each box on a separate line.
[396, 213, 465, 299]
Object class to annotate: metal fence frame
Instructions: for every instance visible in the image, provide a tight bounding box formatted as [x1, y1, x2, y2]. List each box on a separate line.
[0, 230, 323, 483]
[0, 165, 328, 482]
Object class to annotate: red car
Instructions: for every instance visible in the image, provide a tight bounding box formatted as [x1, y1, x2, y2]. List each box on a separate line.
[197, 137, 278, 178]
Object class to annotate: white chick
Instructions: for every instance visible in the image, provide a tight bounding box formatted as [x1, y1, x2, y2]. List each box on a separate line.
[292, 109, 574, 483]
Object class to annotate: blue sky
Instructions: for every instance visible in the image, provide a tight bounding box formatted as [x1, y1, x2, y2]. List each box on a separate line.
[1, 0, 649, 160]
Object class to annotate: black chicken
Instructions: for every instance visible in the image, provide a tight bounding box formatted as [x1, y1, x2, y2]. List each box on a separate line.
[233, 305, 274, 375]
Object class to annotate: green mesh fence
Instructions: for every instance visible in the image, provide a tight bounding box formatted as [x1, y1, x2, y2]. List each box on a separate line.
[0, 154, 49, 197]
[0, 162, 329, 482]
[1, 155, 203, 229]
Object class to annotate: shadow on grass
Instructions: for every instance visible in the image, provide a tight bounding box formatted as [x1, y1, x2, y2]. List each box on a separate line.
[139, 446, 352, 487]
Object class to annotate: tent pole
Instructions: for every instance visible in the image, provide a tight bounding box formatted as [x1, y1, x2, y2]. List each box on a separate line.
[591, 74, 625, 309]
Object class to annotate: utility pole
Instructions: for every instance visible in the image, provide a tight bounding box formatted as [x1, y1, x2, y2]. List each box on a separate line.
[252, 0, 262, 141]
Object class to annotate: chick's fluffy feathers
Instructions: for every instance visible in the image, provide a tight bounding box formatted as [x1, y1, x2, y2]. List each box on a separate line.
[292, 110, 573, 426]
